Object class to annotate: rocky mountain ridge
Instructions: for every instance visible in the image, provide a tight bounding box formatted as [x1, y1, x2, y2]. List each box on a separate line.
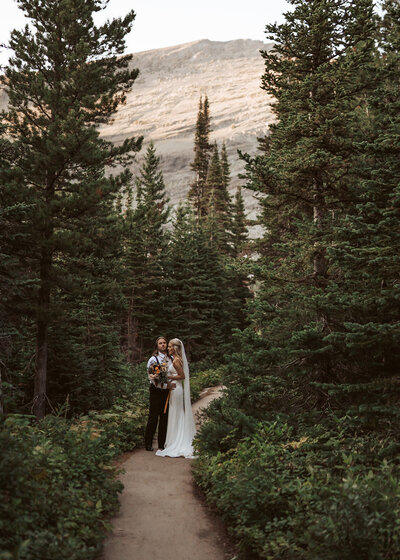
[99, 38, 275, 221]
[0, 39, 276, 223]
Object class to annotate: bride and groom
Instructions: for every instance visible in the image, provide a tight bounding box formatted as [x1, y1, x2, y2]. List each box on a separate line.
[144, 336, 196, 458]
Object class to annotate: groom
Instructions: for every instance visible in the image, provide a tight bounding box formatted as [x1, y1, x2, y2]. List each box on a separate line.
[144, 336, 171, 451]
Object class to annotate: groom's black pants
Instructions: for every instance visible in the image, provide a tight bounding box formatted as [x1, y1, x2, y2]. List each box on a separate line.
[144, 384, 169, 449]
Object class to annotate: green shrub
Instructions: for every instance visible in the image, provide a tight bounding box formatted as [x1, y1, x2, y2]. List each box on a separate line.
[194, 394, 258, 455]
[189, 366, 225, 402]
[0, 393, 147, 560]
[193, 420, 400, 560]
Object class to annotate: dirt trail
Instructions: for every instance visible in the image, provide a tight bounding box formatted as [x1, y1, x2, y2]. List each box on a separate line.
[99, 386, 228, 560]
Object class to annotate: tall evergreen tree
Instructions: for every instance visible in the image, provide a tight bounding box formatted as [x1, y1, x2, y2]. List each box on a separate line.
[135, 141, 170, 253]
[166, 207, 209, 359]
[122, 142, 170, 362]
[226, 184, 252, 335]
[241, 0, 376, 393]
[188, 95, 212, 218]
[45, 218, 129, 414]
[220, 141, 231, 192]
[0, 127, 32, 412]
[166, 205, 237, 361]
[203, 143, 232, 252]
[0, 0, 142, 418]
[318, 0, 400, 418]
[231, 186, 248, 257]
[204, 143, 231, 214]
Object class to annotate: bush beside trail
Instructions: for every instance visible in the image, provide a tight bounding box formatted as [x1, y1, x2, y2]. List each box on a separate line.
[189, 366, 225, 402]
[0, 361, 148, 560]
[0, 363, 222, 560]
[0, 405, 146, 560]
[193, 408, 400, 560]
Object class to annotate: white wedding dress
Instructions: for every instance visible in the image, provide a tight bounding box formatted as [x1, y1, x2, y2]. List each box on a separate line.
[156, 360, 196, 459]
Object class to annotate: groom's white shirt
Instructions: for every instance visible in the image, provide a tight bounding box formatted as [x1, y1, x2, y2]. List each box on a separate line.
[147, 352, 170, 389]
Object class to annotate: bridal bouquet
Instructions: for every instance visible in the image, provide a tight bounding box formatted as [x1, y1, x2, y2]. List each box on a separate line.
[150, 360, 169, 385]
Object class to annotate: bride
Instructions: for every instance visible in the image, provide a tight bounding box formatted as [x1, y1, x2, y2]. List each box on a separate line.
[156, 338, 196, 458]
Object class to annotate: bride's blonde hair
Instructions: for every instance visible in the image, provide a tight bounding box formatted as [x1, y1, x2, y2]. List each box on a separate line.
[169, 338, 183, 361]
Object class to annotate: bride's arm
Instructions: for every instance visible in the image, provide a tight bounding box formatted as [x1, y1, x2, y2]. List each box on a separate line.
[168, 358, 185, 380]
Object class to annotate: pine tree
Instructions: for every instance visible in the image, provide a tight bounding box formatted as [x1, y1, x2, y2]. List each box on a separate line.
[220, 141, 231, 192]
[0, 0, 142, 418]
[231, 186, 248, 257]
[135, 141, 170, 254]
[241, 0, 376, 390]
[45, 217, 129, 414]
[203, 143, 232, 252]
[122, 142, 170, 362]
[120, 204, 149, 363]
[318, 0, 400, 421]
[205, 143, 231, 214]
[226, 185, 252, 334]
[188, 96, 212, 218]
[0, 128, 33, 412]
[166, 206, 212, 360]
[166, 206, 236, 362]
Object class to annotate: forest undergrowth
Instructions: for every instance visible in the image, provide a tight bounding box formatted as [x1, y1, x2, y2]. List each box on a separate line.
[193, 367, 400, 560]
[0, 365, 221, 560]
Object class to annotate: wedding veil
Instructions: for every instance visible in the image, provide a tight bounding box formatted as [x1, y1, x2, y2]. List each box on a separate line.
[175, 339, 196, 440]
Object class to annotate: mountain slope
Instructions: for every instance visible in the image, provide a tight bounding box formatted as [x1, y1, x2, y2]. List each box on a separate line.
[0, 39, 275, 220]
[99, 38, 275, 218]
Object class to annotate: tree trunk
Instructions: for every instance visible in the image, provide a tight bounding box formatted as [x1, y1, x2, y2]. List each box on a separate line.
[33, 249, 52, 420]
[313, 185, 331, 379]
[126, 287, 135, 362]
[125, 287, 143, 363]
[0, 367, 4, 415]
[130, 316, 142, 363]
[313, 186, 330, 336]
[313, 187, 328, 287]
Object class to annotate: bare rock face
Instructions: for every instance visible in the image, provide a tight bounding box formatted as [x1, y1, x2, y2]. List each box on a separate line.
[99, 38, 275, 221]
[0, 39, 275, 223]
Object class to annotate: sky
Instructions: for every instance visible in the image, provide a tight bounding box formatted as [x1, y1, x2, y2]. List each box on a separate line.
[0, 0, 291, 65]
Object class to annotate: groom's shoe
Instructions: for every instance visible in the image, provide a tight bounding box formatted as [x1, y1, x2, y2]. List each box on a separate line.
[145, 445, 154, 451]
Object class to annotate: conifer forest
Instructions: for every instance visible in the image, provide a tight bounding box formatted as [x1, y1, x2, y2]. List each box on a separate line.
[1, 1, 400, 559]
